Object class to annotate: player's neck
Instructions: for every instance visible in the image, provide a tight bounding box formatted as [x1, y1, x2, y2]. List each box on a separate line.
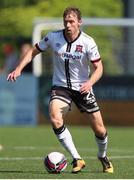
[65, 29, 80, 42]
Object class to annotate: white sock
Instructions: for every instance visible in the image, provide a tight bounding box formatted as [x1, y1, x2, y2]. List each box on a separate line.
[95, 134, 108, 158]
[54, 126, 81, 159]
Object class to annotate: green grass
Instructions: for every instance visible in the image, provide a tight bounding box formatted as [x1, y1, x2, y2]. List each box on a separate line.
[0, 125, 134, 179]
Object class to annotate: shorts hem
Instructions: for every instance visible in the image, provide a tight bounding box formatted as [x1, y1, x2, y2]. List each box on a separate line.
[49, 97, 71, 107]
[81, 108, 100, 114]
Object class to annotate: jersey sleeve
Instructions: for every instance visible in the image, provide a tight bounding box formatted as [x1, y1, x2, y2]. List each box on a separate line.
[35, 32, 52, 52]
[87, 38, 101, 63]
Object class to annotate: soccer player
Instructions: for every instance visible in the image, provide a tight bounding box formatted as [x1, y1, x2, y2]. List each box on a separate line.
[7, 7, 113, 173]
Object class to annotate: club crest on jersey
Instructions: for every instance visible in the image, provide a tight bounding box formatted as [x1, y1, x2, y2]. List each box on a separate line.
[75, 45, 83, 53]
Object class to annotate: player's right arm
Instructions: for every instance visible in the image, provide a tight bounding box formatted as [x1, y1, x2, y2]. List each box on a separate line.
[7, 46, 40, 82]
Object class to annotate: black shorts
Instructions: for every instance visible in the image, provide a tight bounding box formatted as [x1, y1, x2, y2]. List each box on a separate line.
[50, 86, 100, 113]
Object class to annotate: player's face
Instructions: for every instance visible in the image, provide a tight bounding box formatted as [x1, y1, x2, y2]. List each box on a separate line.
[64, 12, 81, 37]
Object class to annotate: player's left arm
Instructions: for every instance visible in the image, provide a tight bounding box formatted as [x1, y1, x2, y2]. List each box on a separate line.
[80, 60, 103, 94]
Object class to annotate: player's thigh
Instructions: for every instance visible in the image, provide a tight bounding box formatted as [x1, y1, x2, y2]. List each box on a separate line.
[89, 111, 107, 137]
[49, 99, 70, 125]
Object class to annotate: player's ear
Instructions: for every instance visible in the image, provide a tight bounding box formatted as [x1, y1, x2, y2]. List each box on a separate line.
[78, 19, 82, 26]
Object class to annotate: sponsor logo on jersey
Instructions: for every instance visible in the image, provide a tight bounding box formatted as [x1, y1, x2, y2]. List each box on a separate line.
[63, 52, 81, 60]
[75, 45, 83, 53]
[54, 51, 82, 60]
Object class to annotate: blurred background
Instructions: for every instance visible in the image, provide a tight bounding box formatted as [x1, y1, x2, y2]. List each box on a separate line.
[0, 0, 134, 126]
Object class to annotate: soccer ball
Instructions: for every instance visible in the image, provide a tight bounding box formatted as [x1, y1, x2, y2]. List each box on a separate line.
[44, 152, 67, 173]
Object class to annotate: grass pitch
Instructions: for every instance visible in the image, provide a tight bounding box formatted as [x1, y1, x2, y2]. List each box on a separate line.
[0, 125, 134, 179]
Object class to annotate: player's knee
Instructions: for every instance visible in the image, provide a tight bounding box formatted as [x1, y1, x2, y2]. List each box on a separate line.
[95, 127, 107, 138]
[50, 113, 63, 128]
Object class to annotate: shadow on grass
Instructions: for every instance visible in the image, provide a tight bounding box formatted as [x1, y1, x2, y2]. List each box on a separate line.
[0, 169, 102, 175]
[0, 170, 45, 175]
[62, 169, 102, 174]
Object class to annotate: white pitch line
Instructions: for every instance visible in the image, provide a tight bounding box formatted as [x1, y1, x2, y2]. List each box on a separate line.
[12, 146, 134, 153]
[0, 157, 42, 161]
[0, 155, 134, 161]
[84, 155, 134, 160]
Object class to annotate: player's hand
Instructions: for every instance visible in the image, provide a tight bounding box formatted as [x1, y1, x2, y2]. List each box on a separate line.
[80, 80, 92, 94]
[7, 68, 21, 82]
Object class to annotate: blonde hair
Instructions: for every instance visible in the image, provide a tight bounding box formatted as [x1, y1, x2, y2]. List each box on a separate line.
[63, 7, 82, 20]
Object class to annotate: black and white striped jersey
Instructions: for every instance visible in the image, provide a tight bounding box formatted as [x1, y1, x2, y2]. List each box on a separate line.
[35, 29, 101, 91]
